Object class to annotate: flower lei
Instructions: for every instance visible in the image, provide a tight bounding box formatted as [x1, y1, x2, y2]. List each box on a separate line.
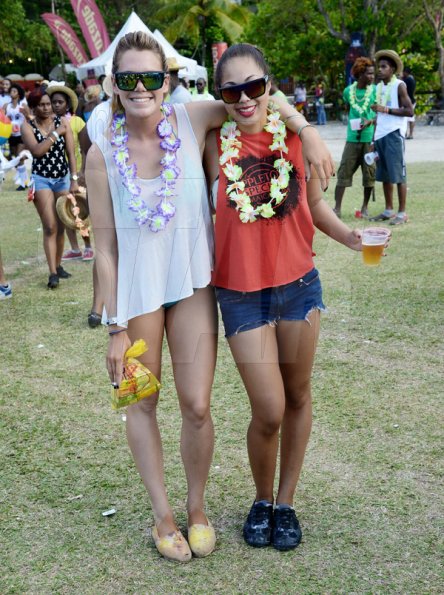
[111, 103, 181, 232]
[376, 75, 397, 107]
[219, 108, 293, 223]
[349, 82, 373, 116]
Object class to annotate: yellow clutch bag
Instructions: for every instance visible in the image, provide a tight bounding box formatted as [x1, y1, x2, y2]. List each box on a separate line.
[111, 339, 161, 410]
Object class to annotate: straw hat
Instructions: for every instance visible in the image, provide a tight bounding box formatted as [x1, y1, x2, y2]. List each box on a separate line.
[101, 74, 113, 98]
[167, 57, 185, 72]
[84, 84, 102, 102]
[46, 82, 79, 113]
[56, 191, 90, 231]
[374, 50, 403, 76]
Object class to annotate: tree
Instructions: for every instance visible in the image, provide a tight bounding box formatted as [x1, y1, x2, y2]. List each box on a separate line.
[423, 0, 444, 97]
[156, 0, 250, 66]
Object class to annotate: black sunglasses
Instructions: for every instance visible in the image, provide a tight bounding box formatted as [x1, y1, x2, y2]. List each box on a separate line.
[114, 71, 166, 92]
[218, 75, 269, 104]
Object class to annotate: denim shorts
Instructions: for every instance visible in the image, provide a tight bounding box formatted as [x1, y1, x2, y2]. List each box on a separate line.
[215, 268, 325, 338]
[32, 173, 70, 192]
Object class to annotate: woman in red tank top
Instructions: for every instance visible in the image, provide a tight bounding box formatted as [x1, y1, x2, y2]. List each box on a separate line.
[204, 44, 363, 551]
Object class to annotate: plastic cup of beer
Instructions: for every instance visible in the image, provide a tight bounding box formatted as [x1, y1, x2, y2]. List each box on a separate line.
[362, 227, 390, 266]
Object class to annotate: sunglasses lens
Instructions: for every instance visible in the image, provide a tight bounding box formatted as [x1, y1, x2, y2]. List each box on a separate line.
[115, 73, 135, 91]
[140, 72, 165, 90]
[220, 77, 267, 104]
[115, 72, 165, 91]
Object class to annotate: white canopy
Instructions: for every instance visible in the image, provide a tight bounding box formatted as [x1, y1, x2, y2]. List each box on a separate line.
[77, 12, 206, 81]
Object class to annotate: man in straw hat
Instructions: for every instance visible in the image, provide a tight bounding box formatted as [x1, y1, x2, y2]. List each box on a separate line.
[167, 57, 193, 104]
[370, 49, 414, 225]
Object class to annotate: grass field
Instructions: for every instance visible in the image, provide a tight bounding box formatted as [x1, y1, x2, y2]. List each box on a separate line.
[0, 163, 443, 594]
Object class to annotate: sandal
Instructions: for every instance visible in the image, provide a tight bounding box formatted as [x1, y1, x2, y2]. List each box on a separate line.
[88, 311, 102, 328]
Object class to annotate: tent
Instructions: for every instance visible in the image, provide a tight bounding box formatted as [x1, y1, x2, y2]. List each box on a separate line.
[77, 12, 206, 81]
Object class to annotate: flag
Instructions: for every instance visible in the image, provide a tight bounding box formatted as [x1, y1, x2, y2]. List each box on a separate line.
[41, 13, 89, 66]
[70, 0, 110, 58]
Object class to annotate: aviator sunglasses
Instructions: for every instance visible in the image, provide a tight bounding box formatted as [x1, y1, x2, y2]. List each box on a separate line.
[114, 71, 166, 92]
[218, 75, 269, 104]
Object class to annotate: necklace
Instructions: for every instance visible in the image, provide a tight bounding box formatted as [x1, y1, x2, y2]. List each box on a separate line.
[376, 75, 397, 107]
[349, 82, 373, 116]
[219, 107, 293, 223]
[111, 102, 181, 231]
[35, 117, 54, 138]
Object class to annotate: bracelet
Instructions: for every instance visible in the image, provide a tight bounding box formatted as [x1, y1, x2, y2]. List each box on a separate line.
[51, 130, 60, 141]
[48, 136, 55, 144]
[109, 328, 127, 336]
[297, 123, 313, 137]
[284, 114, 302, 124]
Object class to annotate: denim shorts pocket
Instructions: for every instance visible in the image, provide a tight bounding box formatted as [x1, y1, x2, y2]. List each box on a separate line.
[298, 268, 319, 287]
[215, 287, 246, 304]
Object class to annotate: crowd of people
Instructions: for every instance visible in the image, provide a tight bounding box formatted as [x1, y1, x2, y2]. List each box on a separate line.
[0, 36, 408, 567]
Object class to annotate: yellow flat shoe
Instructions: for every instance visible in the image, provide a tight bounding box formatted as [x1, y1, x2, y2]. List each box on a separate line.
[188, 522, 216, 558]
[151, 526, 192, 563]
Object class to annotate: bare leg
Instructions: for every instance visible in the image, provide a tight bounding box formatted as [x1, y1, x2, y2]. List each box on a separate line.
[334, 186, 346, 214]
[275, 312, 321, 505]
[33, 189, 60, 274]
[228, 325, 285, 503]
[382, 182, 394, 211]
[125, 309, 178, 537]
[361, 186, 373, 211]
[397, 182, 407, 213]
[54, 191, 69, 267]
[0, 249, 7, 285]
[66, 227, 81, 252]
[91, 260, 103, 314]
[165, 287, 218, 526]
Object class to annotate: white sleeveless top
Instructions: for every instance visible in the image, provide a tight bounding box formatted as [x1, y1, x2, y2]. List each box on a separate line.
[96, 103, 214, 326]
[374, 78, 407, 140]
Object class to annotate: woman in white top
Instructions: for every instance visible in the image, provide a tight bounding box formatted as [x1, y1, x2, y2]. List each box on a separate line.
[5, 83, 27, 158]
[86, 32, 335, 563]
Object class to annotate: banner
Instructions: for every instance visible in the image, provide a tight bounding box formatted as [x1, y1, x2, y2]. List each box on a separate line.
[42, 13, 89, 66]
[212, 42, 228, 69]
[70, 0, 110, 58]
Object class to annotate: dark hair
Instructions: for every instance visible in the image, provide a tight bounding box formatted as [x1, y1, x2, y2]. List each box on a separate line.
[379, 56, 397, 71]
[27, 89, 48, 109]
[214, 43, 270, 90]
[51, 91, 72, 112]
[10, 83, 25, 101]
[351, 57, 374, 79]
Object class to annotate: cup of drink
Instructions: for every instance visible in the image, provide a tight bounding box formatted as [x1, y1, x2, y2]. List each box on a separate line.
[364, 151, 379, 166]
[362, 227, 390, 266]
[350, 118, 362, 131]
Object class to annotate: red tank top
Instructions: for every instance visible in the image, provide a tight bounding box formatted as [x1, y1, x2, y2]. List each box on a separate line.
[212, 127, 315, 291]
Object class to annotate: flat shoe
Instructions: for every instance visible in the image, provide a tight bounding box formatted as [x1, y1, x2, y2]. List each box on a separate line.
[389, 213, 408, 225]
[56, 265, 72, 279]
[188, 522, 216, 557]
[88, 311, 102, 328]
[151, 526, 192, 563]
[47, 273, 59, 289]
[369, 212, 394, 222]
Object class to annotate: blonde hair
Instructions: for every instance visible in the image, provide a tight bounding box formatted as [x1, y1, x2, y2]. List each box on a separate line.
[111, 31, 168, 113]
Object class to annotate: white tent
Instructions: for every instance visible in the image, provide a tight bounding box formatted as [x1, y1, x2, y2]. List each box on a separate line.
[77, 12, 206, 81]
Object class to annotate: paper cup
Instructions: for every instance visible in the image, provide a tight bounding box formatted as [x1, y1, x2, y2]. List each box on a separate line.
[350, 118, 362, 131]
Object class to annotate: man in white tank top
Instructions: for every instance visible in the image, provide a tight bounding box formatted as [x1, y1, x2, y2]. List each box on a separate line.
[370, 50, 414, 226]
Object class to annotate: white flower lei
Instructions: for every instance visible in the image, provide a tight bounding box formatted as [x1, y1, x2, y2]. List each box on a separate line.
[349, 82, 373, 116]
[219, 108, 293, 223]
[376, 75, 397, 107]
